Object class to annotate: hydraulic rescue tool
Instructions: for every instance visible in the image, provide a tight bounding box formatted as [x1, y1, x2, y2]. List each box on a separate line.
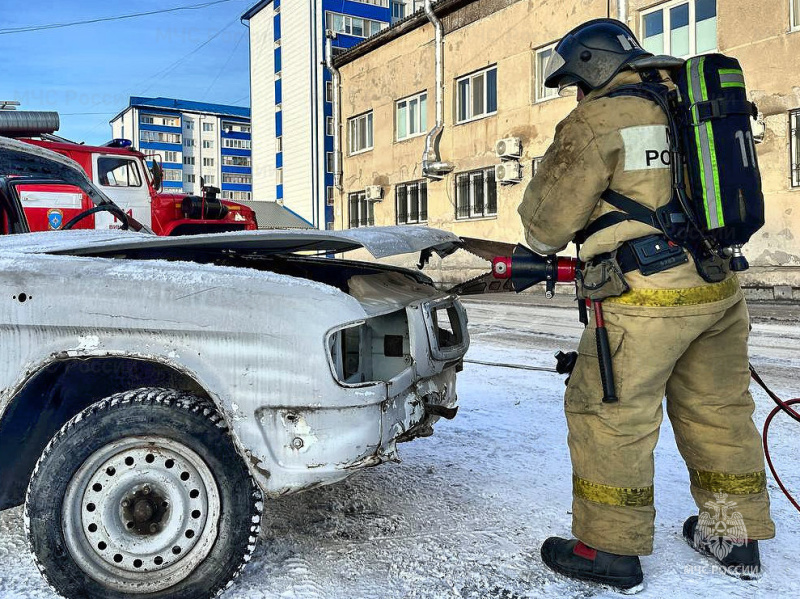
[454, 238, 618, 404]
[453, 236, 800, 513]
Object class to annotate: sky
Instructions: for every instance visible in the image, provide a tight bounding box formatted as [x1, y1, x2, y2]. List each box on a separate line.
[0, 0, 255, 145]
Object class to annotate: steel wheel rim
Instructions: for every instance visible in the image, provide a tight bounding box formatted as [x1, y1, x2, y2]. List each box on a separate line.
[62, 436, 221, 594]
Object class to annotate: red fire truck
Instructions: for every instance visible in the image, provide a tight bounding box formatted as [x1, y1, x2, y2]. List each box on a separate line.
[0, 110, 257, 235]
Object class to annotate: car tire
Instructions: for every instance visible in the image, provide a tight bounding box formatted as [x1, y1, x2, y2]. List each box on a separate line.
[24, 387, 262, 599]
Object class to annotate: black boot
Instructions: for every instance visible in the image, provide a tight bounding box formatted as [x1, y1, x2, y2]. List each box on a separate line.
[683, 516, 761, 579]
[541, 537, 644, 592]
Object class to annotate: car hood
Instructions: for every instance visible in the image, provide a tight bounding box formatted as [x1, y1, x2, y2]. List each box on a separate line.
[0, 226, 462, 260]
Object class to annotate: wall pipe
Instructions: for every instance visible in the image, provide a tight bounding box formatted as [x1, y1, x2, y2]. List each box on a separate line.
[617, 0, 628, 24]
[324, 31, 343, 191]
[422, 0, 453, 179]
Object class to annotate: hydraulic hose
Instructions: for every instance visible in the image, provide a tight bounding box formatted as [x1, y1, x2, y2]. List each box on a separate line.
[750, 365, 800, 513]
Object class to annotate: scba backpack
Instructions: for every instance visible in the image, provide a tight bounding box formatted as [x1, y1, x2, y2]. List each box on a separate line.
[674, 54, 765, 247]
[597, 54, 765, 279]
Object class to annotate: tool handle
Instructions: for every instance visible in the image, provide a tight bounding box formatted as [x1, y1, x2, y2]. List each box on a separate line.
[593, 302, 619, 404]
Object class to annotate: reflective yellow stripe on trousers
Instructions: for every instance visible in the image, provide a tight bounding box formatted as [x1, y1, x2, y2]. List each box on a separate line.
[573, 475, 655, 508]
[689, 468, 767, 495]
[605, 277, 739, 307]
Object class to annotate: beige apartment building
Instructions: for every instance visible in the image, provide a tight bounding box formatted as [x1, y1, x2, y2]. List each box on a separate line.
[331, 0, 800, 294]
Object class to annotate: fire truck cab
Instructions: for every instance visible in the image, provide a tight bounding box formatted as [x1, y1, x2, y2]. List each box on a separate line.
[1, 110, 257, 235]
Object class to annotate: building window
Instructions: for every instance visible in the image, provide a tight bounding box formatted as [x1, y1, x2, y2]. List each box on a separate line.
[202, 122, 214, 132]
[791, 109, 800, 188]
[222, 121, 251, 133]
[141, 114, 179, 127]
[185, 120, 194, 130]
[183, 156, 195, 165]
[456, 66, 498, 124]
[326, 152, 334, 173]
[221, 190, 252, 201]
[532, 156, 544, 177]
[348, 191, 375, 228]
[535, 45, 559, 102]
[185, 174, 196, 184]
[326, 116, 335, 137]
[391, 0, 405, 21]
[222, 155, 251, 167]
[348, 112, 373, 154]
[641, 0, 717, 58]
[163, 168, 181, 182]
[184, 138, 195, 148]
[203, 157, 214, 167]
[793, 0, 800, 30]
[139, 130, 181, 144]
[396, 92, 427, 141]
[455, 167, 497, 219]
[222, 138, 252, 149]
[326, 186, 335, 206]
[202, 140, 213, 149]
[163, 150, 179, 163]
[326, 81, 333, 103]
[395, 180, 427, 224]
[222, 173, 252, 185]
[326, 12, 387, 38]
[204, 174, 215, 185]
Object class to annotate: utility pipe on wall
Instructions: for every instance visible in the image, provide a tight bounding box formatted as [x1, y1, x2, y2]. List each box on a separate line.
[324, 31, 343, 191]
[617, 0, 628, 24]
[421, 0, 453, 180]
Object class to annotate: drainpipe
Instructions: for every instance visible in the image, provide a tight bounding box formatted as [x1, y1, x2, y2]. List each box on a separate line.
[422, 0, 453, 180]
[324, 31, 343, 191]
[617, 0, 628, 24]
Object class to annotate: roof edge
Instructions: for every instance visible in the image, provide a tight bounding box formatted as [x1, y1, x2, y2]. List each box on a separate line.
[241, 0, 273, 22]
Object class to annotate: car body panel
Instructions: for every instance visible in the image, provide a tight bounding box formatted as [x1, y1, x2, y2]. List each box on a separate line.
[0, 229, 467, 497]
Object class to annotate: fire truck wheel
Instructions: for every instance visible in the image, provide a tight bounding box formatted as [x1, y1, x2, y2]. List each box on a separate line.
[24, 387, 262, 599]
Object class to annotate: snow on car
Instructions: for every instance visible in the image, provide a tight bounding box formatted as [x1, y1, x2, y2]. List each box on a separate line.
[0, 138, 468, 598]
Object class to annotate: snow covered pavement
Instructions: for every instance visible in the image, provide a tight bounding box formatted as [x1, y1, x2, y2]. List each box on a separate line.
[1, 297, 799, 598]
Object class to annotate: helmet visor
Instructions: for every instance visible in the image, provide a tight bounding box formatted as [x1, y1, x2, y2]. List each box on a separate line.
[543, 48, 567, 88]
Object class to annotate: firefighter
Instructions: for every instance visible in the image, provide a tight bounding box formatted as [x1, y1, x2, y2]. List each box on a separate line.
[518, 19, 775, 591]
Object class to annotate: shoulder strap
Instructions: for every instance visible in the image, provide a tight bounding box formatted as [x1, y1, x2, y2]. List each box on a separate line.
[575, 189, 660, 244]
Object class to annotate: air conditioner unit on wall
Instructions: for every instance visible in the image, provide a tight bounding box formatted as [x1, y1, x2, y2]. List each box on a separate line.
[365, 185, 383, 201]
[495, 161, 522, 184]
[495, 137, 522, 160]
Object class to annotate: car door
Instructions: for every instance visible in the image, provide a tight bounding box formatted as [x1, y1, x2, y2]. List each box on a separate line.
[91, 154, 152, 229]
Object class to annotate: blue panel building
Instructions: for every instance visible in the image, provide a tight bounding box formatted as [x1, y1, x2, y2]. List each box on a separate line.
[111, 97, 252, 200]
[243, 1, 413, 228]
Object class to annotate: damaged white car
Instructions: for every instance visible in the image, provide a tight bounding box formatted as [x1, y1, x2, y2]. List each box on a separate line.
[0, 139, 468, 598]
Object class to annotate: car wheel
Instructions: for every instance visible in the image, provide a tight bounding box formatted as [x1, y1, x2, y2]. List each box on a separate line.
[24, 387, 262, 599]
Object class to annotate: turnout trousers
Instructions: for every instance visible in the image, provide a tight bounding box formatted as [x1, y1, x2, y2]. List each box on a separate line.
[565, 277, 776, 556]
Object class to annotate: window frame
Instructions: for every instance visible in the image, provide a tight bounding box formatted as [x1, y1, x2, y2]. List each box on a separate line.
[793, 0, 800, 31]
[97, 157, 143, 188]
[348, 191, 375, 228]
[325, 11, 388, 39]
[455, 65, 498, 125]
[454, 167, 498, 220]
[534, 44, 559, 103]
[640, 0, 718, 58]
[790, 109, 800, 188]
[395, 180, 428, 225]
[348, 111, 374, 155]
[395, 91, 428, 141]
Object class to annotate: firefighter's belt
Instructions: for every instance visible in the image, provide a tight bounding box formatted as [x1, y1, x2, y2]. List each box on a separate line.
[573, 475, 654, 508]
[689, 468, 767, 495]
[604, 277, 738, 307]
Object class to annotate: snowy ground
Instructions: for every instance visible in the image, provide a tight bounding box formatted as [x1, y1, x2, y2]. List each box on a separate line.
[1, 297, 799, 599]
